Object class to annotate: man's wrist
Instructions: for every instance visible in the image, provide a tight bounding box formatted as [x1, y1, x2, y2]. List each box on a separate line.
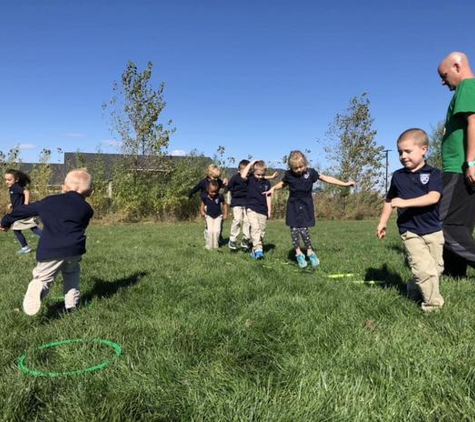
[467, 160, 475, 167]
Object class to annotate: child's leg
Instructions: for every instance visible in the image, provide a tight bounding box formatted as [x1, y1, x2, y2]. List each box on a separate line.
[424, 231, 445, 304]
[30, 226, 42, 236]
[23, 259, 62, 315]
[61, 256, 82, 310]
[13, 230, 28, 248]
[290, 227, 303, 255]
[229, 206, 243, 242]
[213, 216, 223, 248]
[242, 208, 251, 242]
[255, 213, 267, 251]
[401, 231, 444, 307]
[247, 209, 263, 252]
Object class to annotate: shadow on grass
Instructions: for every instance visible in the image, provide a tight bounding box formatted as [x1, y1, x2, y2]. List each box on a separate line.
[42, 271, 147, 320]
[365, 263, 406, 296]
[263, 243, 276, 253]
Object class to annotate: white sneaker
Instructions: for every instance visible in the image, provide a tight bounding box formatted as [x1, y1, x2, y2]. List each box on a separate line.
[23, 280, 44, 316]
[17, 246, 32, 255]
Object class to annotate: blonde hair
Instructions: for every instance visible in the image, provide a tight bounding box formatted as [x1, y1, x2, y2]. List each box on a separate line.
[288, 150, 308, 169]
[253, 160, 267, 172]
[63, 169, 92, 194]
[397, 128, 429, 148]
[206, 164, 221, 179]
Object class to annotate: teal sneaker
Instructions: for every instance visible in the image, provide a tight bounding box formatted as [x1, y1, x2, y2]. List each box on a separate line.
[296, 253, 307, 268]
[308, 253, 320, 268]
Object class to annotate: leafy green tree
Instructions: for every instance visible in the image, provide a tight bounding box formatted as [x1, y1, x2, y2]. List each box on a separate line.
[426, 121, 444, 170]
[322, 92, 384, 193]
[30, 148, 52, 200]
[103, 60, 175, 158]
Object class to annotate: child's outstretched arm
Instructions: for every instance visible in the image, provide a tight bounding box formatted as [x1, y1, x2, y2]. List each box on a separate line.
[263, 181, 285, 196]
[391, 191, 441, 209]
[200, 201, 206, 219]
[376, 200, 393, 240]
[319, 174, 356, 187]
[265, 171, 279, 180]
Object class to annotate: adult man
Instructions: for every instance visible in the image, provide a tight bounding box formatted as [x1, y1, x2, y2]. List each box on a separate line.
[438, 52, 475, 277]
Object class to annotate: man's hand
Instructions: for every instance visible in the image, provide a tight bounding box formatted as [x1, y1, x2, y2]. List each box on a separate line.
[466, 165, 475, 184]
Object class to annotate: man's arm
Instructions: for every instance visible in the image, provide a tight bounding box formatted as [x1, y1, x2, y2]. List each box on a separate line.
[466, 113, 475, 183]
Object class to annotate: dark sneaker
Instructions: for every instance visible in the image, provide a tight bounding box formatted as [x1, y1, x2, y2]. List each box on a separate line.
[241, 240, 251, 250]
[228, 241, 238, 250]
[296, 253, 308, 268]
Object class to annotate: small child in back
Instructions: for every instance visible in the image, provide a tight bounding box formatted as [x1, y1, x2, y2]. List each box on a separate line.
[240, 160, 272, 259]
[4, 169, 42, 254]
[377, 128, 444, 312]
[188, 164, 226, 201]
[266, 150, 355, 268]
[1, 169, 94, 315]
[200, 180, 229, 249]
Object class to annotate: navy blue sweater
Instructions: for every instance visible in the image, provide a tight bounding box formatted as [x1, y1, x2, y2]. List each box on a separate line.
[1, 191, 94, 261]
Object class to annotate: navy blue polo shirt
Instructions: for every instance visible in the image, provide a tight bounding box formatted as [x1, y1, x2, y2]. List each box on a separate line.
[386, 164, 443, 235]
[246, 175, 271, 216]
[1, 191, 94, 261]
[203, 194, 225, 218]
[9, 184, 25, 209]
[228, 173, 248, 207]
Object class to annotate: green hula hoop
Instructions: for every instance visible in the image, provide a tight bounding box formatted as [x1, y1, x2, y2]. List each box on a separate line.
[17, 338, 122, 377]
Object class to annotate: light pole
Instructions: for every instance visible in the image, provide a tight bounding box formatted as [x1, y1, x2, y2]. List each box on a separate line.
[384, 149, 392, 193]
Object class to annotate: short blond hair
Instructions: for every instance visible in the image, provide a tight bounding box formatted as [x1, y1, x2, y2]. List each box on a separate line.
[288, 150, 308, 169]
[63, 169, 92, 194]
[206, 164, 221, 179]
[397, 128, 429, 148]
[253, 160, 267, 172]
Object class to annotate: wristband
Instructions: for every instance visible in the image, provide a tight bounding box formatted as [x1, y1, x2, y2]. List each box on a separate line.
[468, 161, 475, 168]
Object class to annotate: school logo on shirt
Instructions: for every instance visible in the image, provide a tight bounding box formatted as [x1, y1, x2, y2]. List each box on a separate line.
[303, 172, 309, 179]
[214, 198, 220, 204]
[420, 173, 430, 185]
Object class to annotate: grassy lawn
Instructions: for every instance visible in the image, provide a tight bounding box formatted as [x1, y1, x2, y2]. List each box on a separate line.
[1, 219, 475, 421]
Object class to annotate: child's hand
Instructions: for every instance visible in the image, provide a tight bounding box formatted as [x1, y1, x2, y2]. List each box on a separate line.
[391, 198, 405, 209]
[7, 203, 12, 211]
[376, 224, 386, 240]
[0, 226, 9, 232]
[222, 178, 229, 186]
[200, 212, 206, 219]
[269, 171, 278, 179]
[223, 214, 228, 220]
[346, 181, 356, 187]
[262, 189, 273, 197]
[267, 211, 272, 219]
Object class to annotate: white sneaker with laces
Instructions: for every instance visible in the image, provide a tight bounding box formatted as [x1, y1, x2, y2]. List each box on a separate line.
[23, 280, 44, 316]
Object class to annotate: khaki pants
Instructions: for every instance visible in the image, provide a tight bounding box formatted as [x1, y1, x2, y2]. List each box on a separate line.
[401, 230, 444, 306]
[32, 256, 82, 309]
[229, 206, 250, 243]
[205, 215, 223, 249]
[247, 209, 267, 252]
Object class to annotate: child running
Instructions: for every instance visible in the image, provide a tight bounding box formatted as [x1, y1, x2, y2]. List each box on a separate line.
[377, 128, 444, 312]
[188, 164, 227, 201]
[4, 169, 42, 254]
[200, 180, 229, 249]
[1, 169, 94, 315]
[265, 150, 355, 268]
[240, 160, 272, 259]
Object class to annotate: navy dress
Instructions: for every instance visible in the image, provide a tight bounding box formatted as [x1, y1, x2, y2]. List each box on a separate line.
[283, 168, 319, 227]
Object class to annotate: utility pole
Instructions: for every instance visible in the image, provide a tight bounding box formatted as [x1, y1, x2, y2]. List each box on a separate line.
[384, 149, 392, 193]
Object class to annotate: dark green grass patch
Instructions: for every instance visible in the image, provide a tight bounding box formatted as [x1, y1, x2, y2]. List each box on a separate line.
[0, 219, 475, 421]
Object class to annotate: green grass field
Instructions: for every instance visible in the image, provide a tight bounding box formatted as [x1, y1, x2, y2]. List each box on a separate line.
[1, 219, 475, 421]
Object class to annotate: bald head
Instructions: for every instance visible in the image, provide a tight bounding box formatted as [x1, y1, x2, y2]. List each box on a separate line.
[438, 52, 474, 91]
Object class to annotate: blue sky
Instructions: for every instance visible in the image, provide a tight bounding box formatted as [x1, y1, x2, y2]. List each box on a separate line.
[1, 0, 475, 174]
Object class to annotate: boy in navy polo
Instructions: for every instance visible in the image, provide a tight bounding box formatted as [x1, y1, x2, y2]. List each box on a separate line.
[200, 180, 229, 249]
[377, 129, 444, 312]
[1, 169, 94, 316]
[240, 160, 272, 259]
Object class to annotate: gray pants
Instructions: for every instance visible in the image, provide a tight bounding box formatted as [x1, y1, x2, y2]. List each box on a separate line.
[32, 256, 82, 309]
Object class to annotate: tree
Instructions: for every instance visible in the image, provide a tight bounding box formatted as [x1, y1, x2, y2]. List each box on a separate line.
[322, 92, 384, 192]
[103, 60, 175, 158]
[426, 121, 444, 170]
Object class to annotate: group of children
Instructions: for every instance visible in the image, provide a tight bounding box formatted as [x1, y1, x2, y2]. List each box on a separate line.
[190, 153, 355, 265]
[1, 128, 446, 315]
